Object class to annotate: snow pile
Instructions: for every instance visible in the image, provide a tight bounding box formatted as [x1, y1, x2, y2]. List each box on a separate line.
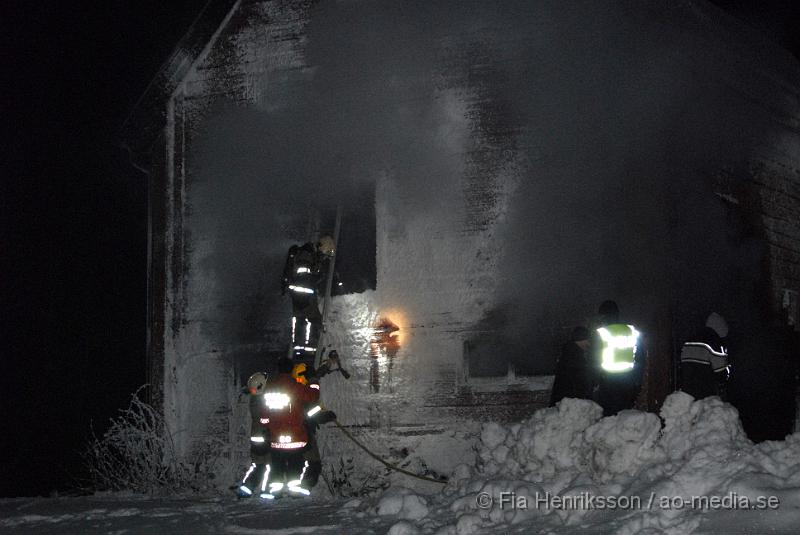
[583, 408, 664, 481]
[473, 398, 664, 486]
[479, 399, 600, 481]
[377, 487, 430, 520]
[374, 393, 800, 534]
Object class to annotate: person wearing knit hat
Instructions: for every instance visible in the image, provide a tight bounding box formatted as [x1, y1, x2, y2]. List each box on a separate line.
[705, 312, 729, 339]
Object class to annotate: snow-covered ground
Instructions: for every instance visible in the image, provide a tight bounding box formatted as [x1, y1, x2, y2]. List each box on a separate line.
[4, 393, 799, 534]
[0, 494, 398, 534]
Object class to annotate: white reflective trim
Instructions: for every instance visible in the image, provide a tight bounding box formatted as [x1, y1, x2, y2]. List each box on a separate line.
[263, 392, 290, 409]
[307, 406, 322, 417]
[259, 493, 275, 500]
[288, 474, 310, 495]
[296, 267, 311, 274]
[238, 485, 253, 496]
[269, 482, 284, 492]
[298, 460, 309, 484]
[288, 285, 314, 294]
[601, 360, 635, 372]
[711, 361, 731, 373]
[682, 358, 712, 366]
[291, 316, 296, 339]
[260, 464, 271, 493]
[271, 441, 307, 449]
[259, 417, 270, 424]
[241, 463, 256, 484]
[250, 436, 266, 443]
[684, 342, 728, 358]
[309, 384, 320, 390]
[596, 326, 640, 348]
[305, 319, 311, 345]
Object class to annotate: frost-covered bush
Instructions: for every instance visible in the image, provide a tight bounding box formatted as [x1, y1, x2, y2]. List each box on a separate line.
[81, 388, 223, 494]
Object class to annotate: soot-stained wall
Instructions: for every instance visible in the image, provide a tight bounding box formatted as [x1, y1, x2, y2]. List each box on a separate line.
[148, 0, 800, 465]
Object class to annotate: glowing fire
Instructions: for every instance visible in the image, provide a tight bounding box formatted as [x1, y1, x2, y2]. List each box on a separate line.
[370, 314, 403, 358]
[369, 313, 404, 393]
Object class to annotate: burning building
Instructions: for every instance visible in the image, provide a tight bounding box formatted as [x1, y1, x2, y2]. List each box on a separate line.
[123, 0, 800, 484]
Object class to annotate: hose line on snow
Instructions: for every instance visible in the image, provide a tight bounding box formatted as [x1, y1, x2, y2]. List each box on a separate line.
[332, 420, 448, 485]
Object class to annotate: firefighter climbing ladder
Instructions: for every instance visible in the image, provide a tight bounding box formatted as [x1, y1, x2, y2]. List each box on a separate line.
[285, 206, 342, 364]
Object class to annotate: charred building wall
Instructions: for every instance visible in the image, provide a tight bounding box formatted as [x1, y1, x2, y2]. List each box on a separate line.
[133, 0, 800, 479]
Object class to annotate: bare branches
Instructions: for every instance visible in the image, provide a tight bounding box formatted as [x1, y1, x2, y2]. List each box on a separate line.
[80, 386, 219, 495]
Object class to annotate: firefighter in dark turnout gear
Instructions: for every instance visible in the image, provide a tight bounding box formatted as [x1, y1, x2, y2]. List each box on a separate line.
[291, 361, 337, 492]
[282, 236, 335, 360]
[237, 372, 271, 498]
[679, 312, 731, 400]
[591, 300, 644, 416]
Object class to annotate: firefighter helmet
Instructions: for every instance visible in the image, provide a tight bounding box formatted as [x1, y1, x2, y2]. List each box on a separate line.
[247, 372, 268, 395]
[291, 363, 309, 385]
[317, 235, 335, 257]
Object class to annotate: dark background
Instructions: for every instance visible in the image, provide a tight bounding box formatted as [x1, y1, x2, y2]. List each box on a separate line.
[1, 0, 798, 498]
[1, 0, 209, 498]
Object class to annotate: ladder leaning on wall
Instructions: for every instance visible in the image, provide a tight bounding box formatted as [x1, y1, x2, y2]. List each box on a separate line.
[314, 205, 342, 369]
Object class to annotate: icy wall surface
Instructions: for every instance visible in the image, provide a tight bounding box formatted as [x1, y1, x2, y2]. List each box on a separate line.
[159, 0, 800, 477]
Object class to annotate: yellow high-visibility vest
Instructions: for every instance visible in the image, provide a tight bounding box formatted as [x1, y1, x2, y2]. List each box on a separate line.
[596, 324, 639, 372]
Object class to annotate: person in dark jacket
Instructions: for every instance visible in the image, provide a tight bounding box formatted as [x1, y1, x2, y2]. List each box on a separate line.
[728, 313, 798, 442]
[549, 326, 593, 406]
[237, 372, 272, 499]
[679, 312, 730, 400]
[290, 361, 337, 492]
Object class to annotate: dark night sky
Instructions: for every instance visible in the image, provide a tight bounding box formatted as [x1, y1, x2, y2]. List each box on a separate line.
[1, 0, 798, 498]
[1, 0, 208, 498]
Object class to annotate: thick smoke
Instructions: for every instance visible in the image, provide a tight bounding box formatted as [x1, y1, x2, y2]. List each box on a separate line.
[186, 0, 784, 371]
[478, 1, 779, 370]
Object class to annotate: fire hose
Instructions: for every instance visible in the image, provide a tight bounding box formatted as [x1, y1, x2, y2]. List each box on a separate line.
[316, 353, 444, 484]
[331, 420, 448, 485]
